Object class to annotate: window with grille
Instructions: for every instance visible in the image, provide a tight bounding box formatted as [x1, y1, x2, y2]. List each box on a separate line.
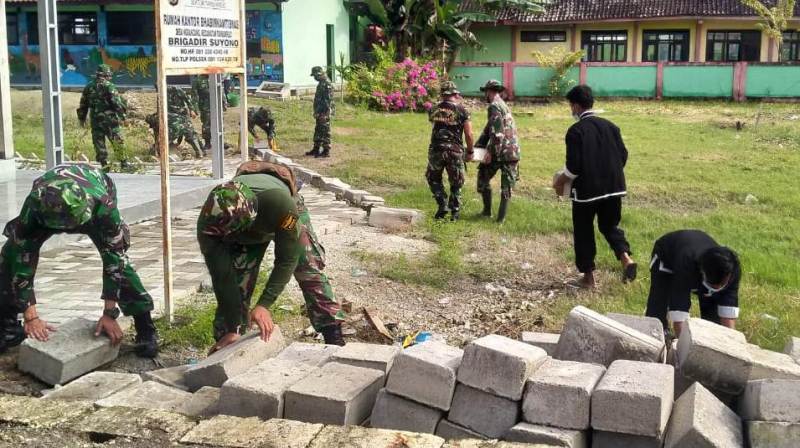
[706, 30, 761, 62]
[643, 30, 690, 62]
[57, 12, 98, 45]
[782, 31, 800, 61]
[582, 31, 628, 62]
[521, 31, 567, 43]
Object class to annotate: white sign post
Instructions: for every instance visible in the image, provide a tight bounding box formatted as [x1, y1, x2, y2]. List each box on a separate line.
[154, 0, 247, 322]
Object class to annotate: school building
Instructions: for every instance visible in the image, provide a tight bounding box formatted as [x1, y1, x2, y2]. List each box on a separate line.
[3, 0, 351, 88]
[453, 0, 800, 100]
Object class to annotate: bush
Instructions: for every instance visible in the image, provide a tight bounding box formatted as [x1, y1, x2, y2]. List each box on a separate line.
[532, 47, 585, 97]
[344, 43, 442, 112]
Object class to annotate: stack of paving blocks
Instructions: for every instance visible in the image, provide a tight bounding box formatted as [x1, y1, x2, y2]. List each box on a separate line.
[739, 379, 800, 448]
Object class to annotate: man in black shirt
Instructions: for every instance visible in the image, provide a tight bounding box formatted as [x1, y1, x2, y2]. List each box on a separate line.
[645, 230, 740, 337]
[553, 85, 636, 288]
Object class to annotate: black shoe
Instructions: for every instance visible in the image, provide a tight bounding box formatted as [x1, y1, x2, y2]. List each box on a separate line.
[450, 210, 460, 221]
[321, 325, 346, 346]
[305, 148, 320, 157]
[434, 196, 449, 220]
[317, 149, 330, 158]
[133, 312, 159, 358]
[481, 190, 493, 217]
[497, 197, 510, 223]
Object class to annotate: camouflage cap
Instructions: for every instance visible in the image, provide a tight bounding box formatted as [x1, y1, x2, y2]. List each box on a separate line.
[310, 66, 325, 77]
[480, 79, 506, 92]
[29, 178, 92, 230]
[440, 81, 461, 96]
[96, 64, 113, 77]
[199, 181, 258, 236]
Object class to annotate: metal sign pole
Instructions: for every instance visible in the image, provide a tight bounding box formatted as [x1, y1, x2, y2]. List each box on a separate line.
[154, 0, 174, 323]
[238, 1, 248, 162]
[38, 0, 64, 169]
[209, 74, 225, 179]
[0, 0, 15, 161]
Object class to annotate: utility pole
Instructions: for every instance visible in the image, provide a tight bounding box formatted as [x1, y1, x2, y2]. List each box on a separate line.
[38, 0, 64, 169]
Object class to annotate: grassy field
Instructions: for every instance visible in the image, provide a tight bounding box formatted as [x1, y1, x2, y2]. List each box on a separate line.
[10, 89, 800, 349]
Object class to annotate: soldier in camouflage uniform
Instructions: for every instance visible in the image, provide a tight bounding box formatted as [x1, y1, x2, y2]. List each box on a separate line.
[145, 86, 205, 158]
[191, 75, 228, 151]
[247, 106, 277, 148]
[305, 66, 335, 158]
[197, 161, 346, 352]
[476, 80, 521, 223]
[426, 81, 474, 221]
[77, 64, 128, 170]
[0, 164, 158, 357]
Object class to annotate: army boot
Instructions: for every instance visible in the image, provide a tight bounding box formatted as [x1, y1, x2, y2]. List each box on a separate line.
[321, 324, 346, 346]
[318, 145, 331, 158]
[497, 196, 510, 223]
[434, 195, 449, 220]
[481, 190, 493, 217]
[305, 145, 320, 157]
[133, 312, 159, 358]
[0, 311, 24, 354]
[120, 159, 134, 172]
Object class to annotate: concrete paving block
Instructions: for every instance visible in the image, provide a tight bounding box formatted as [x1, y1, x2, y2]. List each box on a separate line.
[520, 332, 560, 356]
[322, 178, 351, 196]
[307, 425, 445, 448]
[74, 407, 196, 442]
[42, 371, 141, 401]
[746, 421, 800, 448]
[747, 343, 800, 381]
[676, 318, 753, 395]
[664, 383, 742, 448]
[17, 317, 120, 385]
[274, 341, 341, 366]
[555, 306, 664, 367]
[785, 337, 800, 364]
[459, 334, 548, 401]
[606, 312, 666, 345]
[504, 422, 587, 448]
[181, 386, 220, 417]
[448, 383, 520, 439]
[0, 394, 94, 429]
[218, 358, 318, 419]
[522, 359, 606, 430]
[442, 441, 549, 448]
[592, 431, 664, 448]
[284, 362, 384, 425]
[344, 189, 370, 204]
[330, 342, 401, 374]
[436, 420, 488, 441]
[592, 360, 674, 438]
[361, 194, 385, 205]
[386, 341, 463, 411]
[294, 167, 321, 185]
[371, 388, 444, 434]
[180, 415, 323, 448]
[142, 364, 190, 391]
[95, 380, 193, 413]
[184, 328, 285, 391]
[369, 207, 423, 230]
[740, 379, 800, 423]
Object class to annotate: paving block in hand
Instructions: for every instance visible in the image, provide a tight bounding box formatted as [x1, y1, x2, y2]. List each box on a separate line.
[664, 383, 743, 448]
[385, 341, 463, 411]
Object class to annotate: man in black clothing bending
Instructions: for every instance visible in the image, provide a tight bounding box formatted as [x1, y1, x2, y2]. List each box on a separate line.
[553, 85, 636, 288]
[645, 230, 741, 337]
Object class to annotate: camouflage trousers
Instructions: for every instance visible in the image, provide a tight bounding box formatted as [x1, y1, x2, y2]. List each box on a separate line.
[313, 114, 332, 148]
[425, 148, 466, 212]
[90, 118, 124, 165]
[212, 202, 345, 340]
[149, 113, 203, 157]
[200, 109, 211, 148]
[477, 161, 519, 199]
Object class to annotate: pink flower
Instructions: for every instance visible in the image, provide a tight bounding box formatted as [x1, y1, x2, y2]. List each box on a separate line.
[417, 86, 428, 96]
[423, 101, 433, 110]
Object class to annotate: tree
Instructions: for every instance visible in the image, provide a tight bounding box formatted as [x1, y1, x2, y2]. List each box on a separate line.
[740, 0, 797, 59]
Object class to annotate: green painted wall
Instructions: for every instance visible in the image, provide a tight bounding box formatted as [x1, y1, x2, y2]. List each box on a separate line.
[587, 66, 657, 97]
[514, 66, 579, 97]
[745, 66, 800, 97]
[663, 66, 733, 98]
[281, 0, 350, 87]
[450, 66, 504, 95]
[459, 27, 512, 63]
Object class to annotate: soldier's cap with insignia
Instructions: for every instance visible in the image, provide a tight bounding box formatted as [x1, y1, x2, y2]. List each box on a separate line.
[440, 81, 461, 96]
[310, 66, 325, 77]
[480, 79, 506, 93]
[29, 178, 92, 230]
[96, 64, 113, 77]
[199, 181, 257, 236]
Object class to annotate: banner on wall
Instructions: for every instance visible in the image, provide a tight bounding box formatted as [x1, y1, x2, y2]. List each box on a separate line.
[158, 0, 245, 74]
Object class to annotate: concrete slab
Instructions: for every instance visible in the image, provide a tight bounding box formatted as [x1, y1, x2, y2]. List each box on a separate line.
[785, 337, 800, 364]
[555, 306, 664, 367]
[520, 332, 560, 356]
[181, 386, 220, 417]
[274, 342, 340, 366]
[740, 379, 800, 423]
[591, 360, 674, 438]
[522, 359, 606, 430]
[605, 313, 666, 345]
[746, 421, 800, 448]
[180, 415, 323, 448]
[592, 431, 664, 448]
[284, 362, 384, 425]
[218, 358, 318, 419]
[747, 343, 800, 381]
[504, 422, 587, 448]
[370, 388, 444, 434]
[386, 341, 463, 411]
[95, 380, 193, 413]
[307, 425, 445, 448]
[142, 364, 190, 391]
[458, 334, 548, 401]
[329, 342, 401, 375]
[17, 317, 120, 385]
[448, 383, 520, 439]
[73, 406, 196, 443]
[665, 383, 742, 448]
[42, 371, 141, 401]
[435, 419, 488, 441]
[344, 189, 370, 204]
[442, 441, 551, 448]
[676, 318, 753, 395]
[369, 207, 423, 230]
[184, 328, 286, 391]
[0, 394, 94, 429]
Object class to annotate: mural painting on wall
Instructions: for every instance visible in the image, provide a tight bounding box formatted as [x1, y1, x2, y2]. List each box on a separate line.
[246, 10, 284, 85]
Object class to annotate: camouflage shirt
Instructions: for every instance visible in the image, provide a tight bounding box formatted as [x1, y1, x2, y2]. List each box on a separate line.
[167, 86, 197, 117]
[77, 77, 127, 123]
[0, 165, 136, 312]
[248, 107, 276, 139]
[477, 96, 520, 162]
[191, 76, 227, 113]
[429, 100, 470, 152]
[313, 77, 335, 116]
